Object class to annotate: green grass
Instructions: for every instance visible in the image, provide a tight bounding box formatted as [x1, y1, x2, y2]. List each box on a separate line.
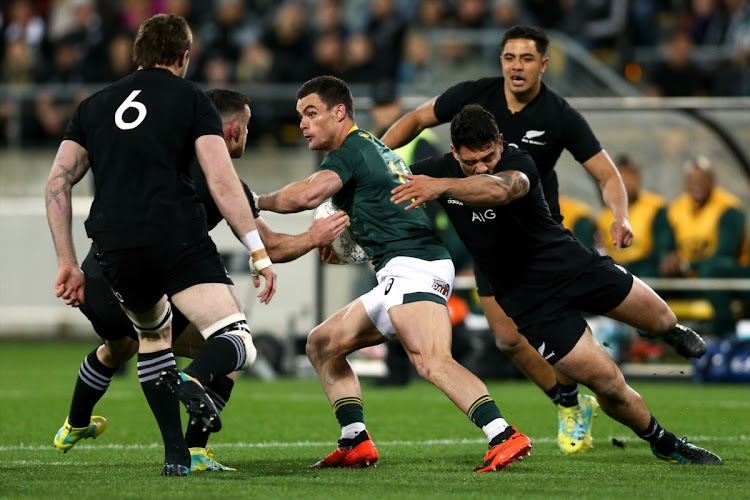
[1, 341, 748, 499]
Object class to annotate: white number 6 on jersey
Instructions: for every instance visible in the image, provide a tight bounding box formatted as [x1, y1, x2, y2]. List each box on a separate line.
[115, 90, 147, 130]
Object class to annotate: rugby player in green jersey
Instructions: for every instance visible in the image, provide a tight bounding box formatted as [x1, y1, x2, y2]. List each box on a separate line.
[256, 76, 532, 473]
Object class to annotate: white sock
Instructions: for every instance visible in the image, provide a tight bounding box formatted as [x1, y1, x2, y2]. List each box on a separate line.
[482, 418, 509, 443]
[341, 422, 366, 440]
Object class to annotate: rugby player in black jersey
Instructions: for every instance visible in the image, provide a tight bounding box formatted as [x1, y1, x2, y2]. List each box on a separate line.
[50, 89, 348, 471]
[391, 104, 721, 465]
[382, 24, 631, 453]
[45, 14, 278, 476]
[257, 76, 532, 473]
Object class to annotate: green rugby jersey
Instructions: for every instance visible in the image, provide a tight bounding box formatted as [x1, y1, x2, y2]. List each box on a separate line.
[319, 126, 449, 270]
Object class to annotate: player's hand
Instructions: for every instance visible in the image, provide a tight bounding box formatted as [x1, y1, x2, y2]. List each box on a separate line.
[390, 174, 444, 210]
[54, 264, 85, 308]
[610, 218, 633, 250]
[310, 211, 348, 247]
[253, 265, 276, 304]
[318, 244, 344, 264]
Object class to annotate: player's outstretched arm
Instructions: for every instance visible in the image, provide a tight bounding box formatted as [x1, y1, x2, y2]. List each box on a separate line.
[258, 170, 343, 214]
[582, 150, 633, 250]
[45, 140, 90, 307]
[381, 97, 440, 150]
[196, 134, 276, 302]
[253, 212, 348, 263]
[391, 171, 530, 210]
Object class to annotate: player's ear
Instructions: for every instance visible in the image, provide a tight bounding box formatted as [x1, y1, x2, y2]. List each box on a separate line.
[450, 143, 459, 161]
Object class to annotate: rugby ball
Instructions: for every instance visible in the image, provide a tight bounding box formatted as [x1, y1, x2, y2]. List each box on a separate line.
[313, 199, 371, 264]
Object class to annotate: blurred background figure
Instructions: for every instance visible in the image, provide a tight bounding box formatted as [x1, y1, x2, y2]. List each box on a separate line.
[597, 154, 669, 278]
[646, 29, 708, 97]
[660, 155, 750, 335]
[559, 194, 598, 249]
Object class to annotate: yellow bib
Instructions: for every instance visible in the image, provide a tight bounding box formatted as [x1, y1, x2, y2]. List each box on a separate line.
[597, 190, 665, 264]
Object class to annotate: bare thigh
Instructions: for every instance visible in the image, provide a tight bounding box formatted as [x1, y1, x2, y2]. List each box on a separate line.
[171, 283, 244, 332]
[308, 298, 386, 358]
[389, 301, 453, 357]
[554, 326, 624, 392]
[605, 276, 676, 333]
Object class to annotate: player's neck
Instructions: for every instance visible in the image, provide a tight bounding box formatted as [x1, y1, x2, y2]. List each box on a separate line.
[504, 82, 541, 113]
[328, 122, 357, 153]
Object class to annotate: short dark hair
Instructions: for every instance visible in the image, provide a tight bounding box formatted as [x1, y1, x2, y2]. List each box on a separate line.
[133, 14, 192, 69]
[501, 25, 550, 56]
[450, 104, 500, 151]
[205, 89, 251, 118]
[297, 75, 355, 120]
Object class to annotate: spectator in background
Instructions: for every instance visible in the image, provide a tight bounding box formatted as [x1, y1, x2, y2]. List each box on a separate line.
[313, 0, 349, 39]
[200, 0, 259, 66]
[452, 0, 489, 29]
[559, 194, 598, 249]
[398, 30, 434, 86]
[94, 32, 136, 83]
[414, 0, 448, 29]
[260, 1, 313, 83]
[3, 0, 45, 52]
[646, 30, 708, 97]
[660, 156, 749, 334]
[597, 155, 669, 277]
[342, 33, 378, 83]
[366, 0, 407, 81]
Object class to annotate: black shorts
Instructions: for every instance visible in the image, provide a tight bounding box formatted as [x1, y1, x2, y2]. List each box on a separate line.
[80, 247, 192, 340]
[500, 254, 633, 364]
[93, 236, 232, 313]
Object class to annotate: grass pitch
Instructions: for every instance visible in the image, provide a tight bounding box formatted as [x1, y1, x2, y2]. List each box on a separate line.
[1, 341, 748, 499]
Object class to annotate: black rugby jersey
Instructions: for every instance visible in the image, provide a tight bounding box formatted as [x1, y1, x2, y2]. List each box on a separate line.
[188, 158, 259, 230]
[64, 68, 223, 249]
[433, 77, 601, 223]
[410, 144, 596, 317]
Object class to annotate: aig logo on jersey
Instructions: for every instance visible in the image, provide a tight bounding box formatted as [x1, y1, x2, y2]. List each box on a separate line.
[432, 279, 450, 297]
[522, 130, 546, 146]
[472, 209, 496, 222]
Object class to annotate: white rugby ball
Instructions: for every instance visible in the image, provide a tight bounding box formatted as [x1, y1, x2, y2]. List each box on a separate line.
[313, 199, 371, 264]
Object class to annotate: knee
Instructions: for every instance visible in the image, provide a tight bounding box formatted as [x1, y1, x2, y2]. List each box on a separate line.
[306, 326, 337, 365]
[587, 367, 626, 402]
[99, 340, 138, 367]
[409, 353, 452, 383]
[494, 328, 526, 355]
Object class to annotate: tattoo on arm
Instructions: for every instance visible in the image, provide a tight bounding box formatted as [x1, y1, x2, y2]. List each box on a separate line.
[46, 151, 89, 210]
[492, 172, 529, 202]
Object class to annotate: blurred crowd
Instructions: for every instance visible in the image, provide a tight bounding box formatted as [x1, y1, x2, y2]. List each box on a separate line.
[0, 0, 749, 146]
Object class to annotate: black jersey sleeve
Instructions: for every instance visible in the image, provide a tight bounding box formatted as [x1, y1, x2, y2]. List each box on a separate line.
[190, 88, 224, 140]
[189, 158, 258, 231]
[63, 104, 87, 149]
[433, 77, 501, 124]
[559, 102, 602, 164]
[409, 154, 451, 177]
[500, 145, 540, 190]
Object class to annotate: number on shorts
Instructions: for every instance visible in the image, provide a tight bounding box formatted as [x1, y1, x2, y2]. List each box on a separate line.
[115, 90, 147, 130]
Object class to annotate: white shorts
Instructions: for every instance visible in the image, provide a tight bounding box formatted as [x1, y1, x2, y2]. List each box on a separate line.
[361, 256, 455, 339]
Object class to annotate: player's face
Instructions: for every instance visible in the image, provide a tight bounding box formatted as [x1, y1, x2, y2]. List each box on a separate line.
[297, 93, 339, 152]
[500, 38, 548, 98]
[452, 139, 502, 176]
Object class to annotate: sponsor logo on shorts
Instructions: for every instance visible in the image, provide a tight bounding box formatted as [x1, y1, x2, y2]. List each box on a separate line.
[614, 263, 628, 275]
[537, 342, 555, 360]
[432, 279, 450, 297]
[114, 291, 124, 303]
